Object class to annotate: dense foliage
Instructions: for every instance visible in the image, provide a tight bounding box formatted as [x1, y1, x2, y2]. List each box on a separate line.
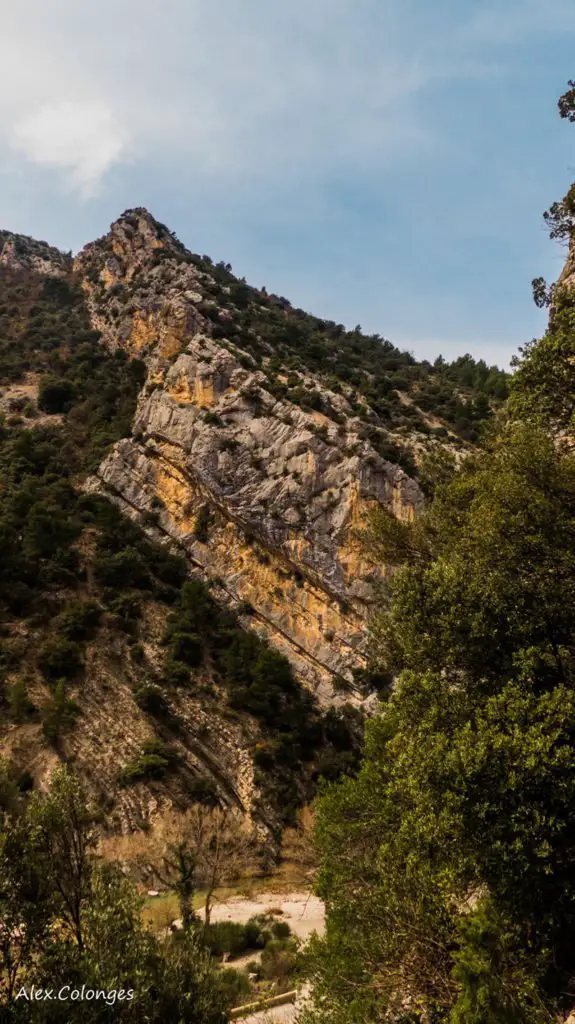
[510, 286, 575, 434]
[305, 82, 575, 1024]
[0, 766, 230, 1022]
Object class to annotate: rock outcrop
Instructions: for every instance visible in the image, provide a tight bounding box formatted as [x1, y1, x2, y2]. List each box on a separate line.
[75, 209, 424, 702]
[0, 230, 70, 277]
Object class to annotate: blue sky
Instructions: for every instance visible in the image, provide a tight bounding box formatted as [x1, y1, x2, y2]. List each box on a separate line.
[1, 1, 574, 368]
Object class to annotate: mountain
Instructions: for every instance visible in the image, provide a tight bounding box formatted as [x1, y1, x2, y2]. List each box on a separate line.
[0, 210, 508, 842]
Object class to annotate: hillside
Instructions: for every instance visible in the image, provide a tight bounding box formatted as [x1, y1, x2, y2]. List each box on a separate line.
[0, 212, 507, 841]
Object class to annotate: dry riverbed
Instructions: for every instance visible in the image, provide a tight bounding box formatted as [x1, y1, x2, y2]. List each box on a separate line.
[193, 891, 325, 942]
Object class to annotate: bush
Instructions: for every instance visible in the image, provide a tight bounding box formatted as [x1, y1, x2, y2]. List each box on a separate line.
[272, 920, 291, 940]
[37, 637, 83, 680]
[203, 917, 275, 959]
[16, 769, 34, 792]
[38, 376, 76, 413]
[133, 683, 170, 717]
[184, 775, 219, 806]
[260, 938, 300, 980]
[130, 642, 145, 663]
[244, 916, 274, 948]
[163, 658, 191, 686]
[107, 592, 143, 631]
[193, 504, 213, 542]
[94, 547, 150, 589]
[41, 680, 79, 745]
[215, 968, 251, 1008]
[204, 921, 252, 958]
[7, 678, 35, 722]
[119, 739, 178, 784]
[170, 632, 203, 667]
[53, 600, 101, 640]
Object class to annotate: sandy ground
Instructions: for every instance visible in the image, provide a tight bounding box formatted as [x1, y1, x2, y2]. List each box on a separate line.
[234, 984, 313, 1024]
[239, 1001, 298, 1024]
[197, 890, 325, 943]
[173, 890, 324, 1021]
[0, 376, 64, 427]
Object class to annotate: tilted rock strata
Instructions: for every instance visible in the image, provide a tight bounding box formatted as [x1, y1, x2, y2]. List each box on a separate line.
[75, 210, 423, 701]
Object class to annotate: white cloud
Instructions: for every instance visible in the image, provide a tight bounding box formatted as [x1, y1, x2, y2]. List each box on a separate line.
[0, 0, 572, 201]
[0, 0, 571, 363]
[0, 0, 474, 197]
[10, 100, 127, 196]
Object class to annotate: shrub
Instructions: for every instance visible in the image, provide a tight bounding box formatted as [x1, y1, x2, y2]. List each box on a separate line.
[184, 775, 219, 806]
[271, 921, 291, 940]
[260, 938, 300, 980]
[16, 769, 34, 792]
[163, 658, 191, 686]
[170, 632, 203, 667]
[107, 592, 143, 631]
[94, 547, 150, 589]
[244, 916, 273, 948]
[193, 504, 213, 543]
[7, 678, 35, 722]
[133, 683, 170, 717]
[215, 968, 251, 1008]
[203, 921, 251, 958]
[119, 739, 178, 784]
[53, 600, 101, 640]
[37, 638, 83, 680]
[204, 917, 273, 958]
[38, 376, 76, 414]
[203, 411, 223, 427]
[130, 643, 145, 663]
[41, 680, 79, 745]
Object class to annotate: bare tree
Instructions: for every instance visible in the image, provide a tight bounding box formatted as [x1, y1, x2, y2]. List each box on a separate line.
[281, 805, 316, 873]
[175, 806, 254, 927]
[154, 840, 197, 932]
[156, 806, 252, 929]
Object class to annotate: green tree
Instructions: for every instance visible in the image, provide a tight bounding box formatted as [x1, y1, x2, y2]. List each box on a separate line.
[0, 766, 228, 1023]
[41, 680, 79, 746]
[30, 767, 96, 951]
[6, 678, 34, 722]
[306, 423, 575, 1023]
[510, 296, 575, 434]
[0, 812, 54, 1002]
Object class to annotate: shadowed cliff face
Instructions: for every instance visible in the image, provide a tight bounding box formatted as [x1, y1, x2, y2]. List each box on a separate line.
[74, 209, 424, 702]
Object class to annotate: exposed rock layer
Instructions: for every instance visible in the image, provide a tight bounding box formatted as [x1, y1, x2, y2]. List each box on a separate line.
[75, 210, 424, 701]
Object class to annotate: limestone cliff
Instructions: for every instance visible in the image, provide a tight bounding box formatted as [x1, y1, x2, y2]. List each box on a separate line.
[74, 209, 424, 702]
[0, 210, 488, 841]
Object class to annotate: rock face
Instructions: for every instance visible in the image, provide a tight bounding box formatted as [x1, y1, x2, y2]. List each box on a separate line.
[0, 230, 70, 277]
[75, 210, 423, 702]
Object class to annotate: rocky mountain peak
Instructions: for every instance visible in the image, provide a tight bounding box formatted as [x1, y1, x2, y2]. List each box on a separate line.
[106, 207, 184, 258]
[71, 211, 425, 702]
[0, 209, 509, 837]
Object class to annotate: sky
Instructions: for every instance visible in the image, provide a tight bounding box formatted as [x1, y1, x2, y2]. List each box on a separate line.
[1, 1, 575, 369]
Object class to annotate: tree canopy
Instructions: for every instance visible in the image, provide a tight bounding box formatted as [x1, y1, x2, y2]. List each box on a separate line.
[305, 81, 575, 1024]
